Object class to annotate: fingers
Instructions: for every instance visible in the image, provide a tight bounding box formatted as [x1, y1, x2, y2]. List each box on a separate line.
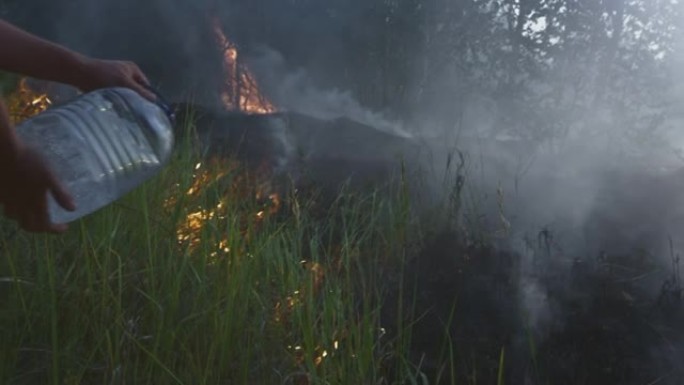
[47, 173, 76, 212]
[1, 145, 73, 234]
[40, 176, 72, 233]
[85, 59, 157, 101]
[12, 200, 68, 234]
[48, 223, 69, 234]
[128, 62, 150, 86]
[38, 191, 68, 233]
[20, 205, 47, 233]
[125, 64, 157, 102]
[132, 83, 158, 102]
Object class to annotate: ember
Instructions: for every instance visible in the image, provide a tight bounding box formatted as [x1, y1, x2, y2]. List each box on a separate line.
[5, 78, 52, 124]
[168, 157, 283, 258]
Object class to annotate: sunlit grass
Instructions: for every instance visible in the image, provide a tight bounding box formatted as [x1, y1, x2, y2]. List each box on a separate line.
[0, 120, 427, 384]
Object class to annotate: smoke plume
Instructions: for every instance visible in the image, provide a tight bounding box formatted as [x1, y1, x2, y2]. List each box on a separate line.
[6, 0, 684, 382]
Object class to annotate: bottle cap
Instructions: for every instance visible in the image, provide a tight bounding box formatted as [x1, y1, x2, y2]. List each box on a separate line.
[143, 84, 176, 122]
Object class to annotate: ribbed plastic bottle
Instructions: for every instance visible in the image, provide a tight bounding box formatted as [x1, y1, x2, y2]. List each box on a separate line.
[14, 87, 175, 224]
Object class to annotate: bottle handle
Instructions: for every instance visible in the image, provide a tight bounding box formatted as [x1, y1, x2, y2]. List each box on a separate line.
[142, 84, 175, 122]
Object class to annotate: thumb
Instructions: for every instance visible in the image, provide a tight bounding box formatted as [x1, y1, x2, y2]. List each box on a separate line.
[131, 72, 157, 102]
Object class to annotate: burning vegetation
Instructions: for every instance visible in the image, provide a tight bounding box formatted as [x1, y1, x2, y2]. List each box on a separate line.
[168, 17, 285, 260]
[5, 15, 281, 261]
[166, 158, 282, 259]
[211, 16, 277, 114]
[6, 17, 277, 121]
[5, 78, 52, 124]
[2, 58, 395, 381]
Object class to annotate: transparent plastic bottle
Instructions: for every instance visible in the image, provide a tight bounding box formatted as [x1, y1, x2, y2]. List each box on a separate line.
[14, 87, 175, 224]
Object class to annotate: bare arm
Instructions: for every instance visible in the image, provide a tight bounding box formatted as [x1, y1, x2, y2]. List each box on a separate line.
[0, 19, 155, 233]
[0, 20, 92, 88]
[0, 98, 19, 163]
[0, 19, 155, 97]
[0, 20, 71, 164]
[0, 18, 156, 162]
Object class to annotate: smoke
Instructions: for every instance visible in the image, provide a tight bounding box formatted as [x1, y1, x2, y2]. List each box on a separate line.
[245, 46, 413, 138]
[375, 3, 684, 381]
[7, 0, 684, 381]
[18, 0, 414, 138]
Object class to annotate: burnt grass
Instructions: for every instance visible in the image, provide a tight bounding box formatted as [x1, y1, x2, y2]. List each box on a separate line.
[380, 227, 684, 385]
[276, 180, 684, 384]
[177, 106, 684, 384]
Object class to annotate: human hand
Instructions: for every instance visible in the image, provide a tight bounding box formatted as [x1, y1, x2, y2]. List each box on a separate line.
[0, 143, 76, 233]
[76, 58, 157, 101]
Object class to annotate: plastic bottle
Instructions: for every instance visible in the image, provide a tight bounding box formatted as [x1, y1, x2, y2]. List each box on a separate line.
[14, 86, 175, 224]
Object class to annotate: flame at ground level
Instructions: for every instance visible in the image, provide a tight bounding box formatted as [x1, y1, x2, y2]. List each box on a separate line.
[166, 159, 282, 257]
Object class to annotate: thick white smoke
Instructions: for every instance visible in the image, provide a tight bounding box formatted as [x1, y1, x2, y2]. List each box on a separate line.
[245, 46, 413, 138]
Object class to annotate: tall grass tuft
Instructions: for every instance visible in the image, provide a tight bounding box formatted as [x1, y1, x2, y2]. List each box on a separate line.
[0, 121, 428, 384]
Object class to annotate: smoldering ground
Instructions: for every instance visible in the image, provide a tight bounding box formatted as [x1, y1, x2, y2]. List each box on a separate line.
[7, 0, 684, 383]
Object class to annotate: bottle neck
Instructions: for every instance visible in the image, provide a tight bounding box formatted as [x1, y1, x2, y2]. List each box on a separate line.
[142, 84, 175, 123]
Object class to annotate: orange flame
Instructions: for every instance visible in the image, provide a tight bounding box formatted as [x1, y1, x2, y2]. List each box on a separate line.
[211, 17, 277, 114]
[6, 78, 52, 124]
[167, 159, 284, 258]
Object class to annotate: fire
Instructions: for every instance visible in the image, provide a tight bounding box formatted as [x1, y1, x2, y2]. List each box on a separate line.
[210, 16, 277, 114]
[5, 78, 52, 124]
[168, 159, 283, 257]
[163, 17, 284, 259]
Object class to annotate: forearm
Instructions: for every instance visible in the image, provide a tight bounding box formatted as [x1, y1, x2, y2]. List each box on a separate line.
[0, 19, 91, 88]
[0, 99, 19, 166]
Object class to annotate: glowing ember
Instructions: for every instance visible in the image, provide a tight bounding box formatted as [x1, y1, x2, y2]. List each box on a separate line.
[6, 78, 52, 124]
[210, 16, 277, 114]
[177, 209, 217, 248]
[167, 158, 284, 258]
[274, 290, 303, 324]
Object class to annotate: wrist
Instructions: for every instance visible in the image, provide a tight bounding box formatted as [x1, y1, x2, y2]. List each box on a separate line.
[52, 50, 101, 92]
[57, 51, 97, 92]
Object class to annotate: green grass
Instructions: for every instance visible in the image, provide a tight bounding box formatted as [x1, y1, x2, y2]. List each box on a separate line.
[0, 126, 432, 384]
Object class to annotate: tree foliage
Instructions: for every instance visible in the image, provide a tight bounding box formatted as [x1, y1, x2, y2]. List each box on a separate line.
[220, 0, 681, 149]
[1, 0, 680, 147]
